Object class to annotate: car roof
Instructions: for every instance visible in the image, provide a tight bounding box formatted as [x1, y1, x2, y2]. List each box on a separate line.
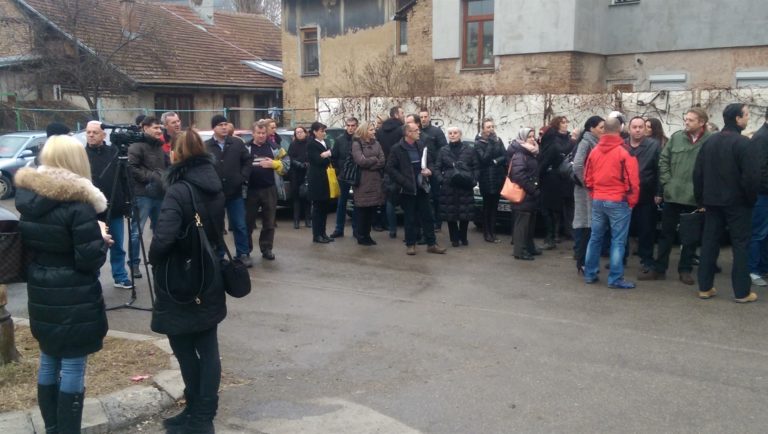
[2, 131, 47, 138]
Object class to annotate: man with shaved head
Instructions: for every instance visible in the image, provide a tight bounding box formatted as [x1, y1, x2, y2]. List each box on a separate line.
[582, 116, 640, 289]
[85, 120, 133, 289]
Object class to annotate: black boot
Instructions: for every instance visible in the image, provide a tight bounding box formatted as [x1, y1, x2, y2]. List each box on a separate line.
[37, 384, 58, 434]
[183, 395, 218, 434]
[57, 391, 84, 434]
[163, 389, 195, 431]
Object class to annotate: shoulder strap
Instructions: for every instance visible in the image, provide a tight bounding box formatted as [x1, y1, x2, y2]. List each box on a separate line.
[181, 181, 233, 261]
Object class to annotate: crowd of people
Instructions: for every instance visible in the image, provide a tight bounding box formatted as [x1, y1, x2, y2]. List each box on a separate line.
[12, 101, 767, 433]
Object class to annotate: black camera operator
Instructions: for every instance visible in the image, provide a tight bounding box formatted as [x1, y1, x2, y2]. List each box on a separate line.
[85, 121, 133, 289]
[127, 116, 169, 278]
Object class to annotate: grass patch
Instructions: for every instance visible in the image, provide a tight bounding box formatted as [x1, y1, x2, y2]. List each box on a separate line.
[0, 324, 168, 412]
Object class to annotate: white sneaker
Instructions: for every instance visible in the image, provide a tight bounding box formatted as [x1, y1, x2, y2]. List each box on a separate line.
[750, 273, 767, 287]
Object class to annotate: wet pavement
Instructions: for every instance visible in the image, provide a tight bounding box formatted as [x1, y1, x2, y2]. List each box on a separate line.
[4, 197, 768, 433]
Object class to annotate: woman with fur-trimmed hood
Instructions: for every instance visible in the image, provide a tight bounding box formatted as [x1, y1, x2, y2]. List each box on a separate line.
[15, 135, 112, 434]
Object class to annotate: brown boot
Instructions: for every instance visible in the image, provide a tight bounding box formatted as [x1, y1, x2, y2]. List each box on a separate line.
[679, 272, 695, 285]
[427, 244, 447, 254]
[406, 245, 416, 255]
[638, 270, 666, 281]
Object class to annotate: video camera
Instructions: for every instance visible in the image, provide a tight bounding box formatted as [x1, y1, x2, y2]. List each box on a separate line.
[101, 123, 145, 154]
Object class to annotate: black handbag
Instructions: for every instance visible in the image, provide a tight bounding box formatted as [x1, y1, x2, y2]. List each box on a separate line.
[0, 216, 33, 284]
[156, 182, 220, 305]
[340, 143, 361, 186]
[678, 210, 704, 246]
[448, 162, 475, 190]
[216, 227, 251, 299]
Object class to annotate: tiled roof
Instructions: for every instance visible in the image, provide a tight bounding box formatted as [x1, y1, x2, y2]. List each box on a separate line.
[15, 0, 282, 89]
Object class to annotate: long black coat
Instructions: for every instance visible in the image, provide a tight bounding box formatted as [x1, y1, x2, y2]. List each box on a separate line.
[385, 139, 433, 196]
[148, 155, 227, 336]
[435, 141, 478, 221]
[306, 139, 332, 201]
[15, 166, 109, 358]
[474, 134, 507, 195]
[205, 136, 252, 200]
[538, 129, 570, 210]
[508, 142, 540, 212]
[288, 138, 309, 198]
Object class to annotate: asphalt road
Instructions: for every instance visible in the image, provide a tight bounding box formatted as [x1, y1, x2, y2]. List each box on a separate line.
[4, 197, 768, 433]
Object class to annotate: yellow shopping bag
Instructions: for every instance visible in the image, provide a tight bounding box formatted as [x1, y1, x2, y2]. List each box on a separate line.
[327, 165, 340, 199]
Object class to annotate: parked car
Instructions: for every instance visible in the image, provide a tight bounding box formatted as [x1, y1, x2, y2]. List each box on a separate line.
[0, 131, 48, 199]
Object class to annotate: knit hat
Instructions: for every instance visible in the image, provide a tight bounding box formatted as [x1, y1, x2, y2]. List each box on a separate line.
[211, 114, 228, 129]
[45, 122, 70, 137]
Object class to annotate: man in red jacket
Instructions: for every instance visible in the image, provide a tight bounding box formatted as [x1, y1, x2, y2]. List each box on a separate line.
[583, 117, 640, 289]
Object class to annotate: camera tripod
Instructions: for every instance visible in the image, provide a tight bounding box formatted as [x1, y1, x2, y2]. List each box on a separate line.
[99, 146, 154, 312]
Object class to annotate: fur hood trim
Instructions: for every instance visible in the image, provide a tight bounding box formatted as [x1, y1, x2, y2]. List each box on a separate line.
[14, 166, 108, 213]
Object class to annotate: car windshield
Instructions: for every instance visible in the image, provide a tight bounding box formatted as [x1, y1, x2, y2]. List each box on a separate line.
[0, 136, 28, 158]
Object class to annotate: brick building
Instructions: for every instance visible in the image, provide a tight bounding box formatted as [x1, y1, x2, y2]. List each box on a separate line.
[282, 0, 768, 124]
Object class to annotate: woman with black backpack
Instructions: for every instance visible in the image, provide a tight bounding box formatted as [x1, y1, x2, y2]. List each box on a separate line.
[149, 130, 226, 434]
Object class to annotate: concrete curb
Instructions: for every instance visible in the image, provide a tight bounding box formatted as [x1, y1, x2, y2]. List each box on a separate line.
[1, 319, 183, 433]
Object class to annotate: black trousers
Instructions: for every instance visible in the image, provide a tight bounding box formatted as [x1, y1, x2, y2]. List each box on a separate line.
[401, 191, 436, 247]
[447, 220, 469, 243]
[513, 211, 537, 256]
[245, 186, 277, 254]
[631, 201, 657, 267]
[312, 200, 331, 238]
[167, 326, 221, 400]
[356, 206, 376, 240]
[574, 227, 591, 270]
[698, 205, 752, 298]
[654, 202, 698, 273]
[482, 194, 500, 236]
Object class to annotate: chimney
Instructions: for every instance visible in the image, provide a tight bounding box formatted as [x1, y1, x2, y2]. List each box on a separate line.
[119, 0, 138, 35]
[189, 0, 214, 25]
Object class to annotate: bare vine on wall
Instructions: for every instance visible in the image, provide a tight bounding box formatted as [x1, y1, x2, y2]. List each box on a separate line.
[336, 49, 437, 99]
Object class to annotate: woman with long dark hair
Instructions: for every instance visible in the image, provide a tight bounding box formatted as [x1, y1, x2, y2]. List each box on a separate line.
[306, 121, 335, 243]
[288, 126, 311, 229]
[474, 118, 507, 243]
[572, 116, 605, 273]
[15, 135, 111, 434]
[149, 130, 226, 434]
[538, 115, 571, 249]
[645, 118, 668, 148]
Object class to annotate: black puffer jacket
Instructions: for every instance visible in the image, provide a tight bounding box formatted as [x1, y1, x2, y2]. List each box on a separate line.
[148, 155, 226, 336]
[128, 134, 169, 198]
[474, 134, 507, 195]
[205, 136, 252, 199]
[508, 141, 540, 212]
[15, 166, 109, 358]
[435, 140, 478, 221]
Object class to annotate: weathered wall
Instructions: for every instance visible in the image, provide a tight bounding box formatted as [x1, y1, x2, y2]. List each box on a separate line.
[319, 89, 768, 146]
[0, 0, 32, 57]
[282, 0, 434, 126]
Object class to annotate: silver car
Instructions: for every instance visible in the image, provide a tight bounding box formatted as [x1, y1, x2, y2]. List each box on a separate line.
[0, 131, 48, 199]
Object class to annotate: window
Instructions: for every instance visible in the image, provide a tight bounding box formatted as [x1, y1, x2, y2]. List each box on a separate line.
[611, 0, 640, 5]
[649, 73, 687, 91]
[300, 27, 319, 76]
[397, 20, 408, 54]
[254, 93, 273, 122]
[223, 95, 240, 128]
[462, 0, 494, 69]
[154, 94, 194, 128]
[736, 71, 768, 88]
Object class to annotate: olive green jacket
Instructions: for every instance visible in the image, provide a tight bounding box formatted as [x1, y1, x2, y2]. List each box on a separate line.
[658, 129, 712, 206]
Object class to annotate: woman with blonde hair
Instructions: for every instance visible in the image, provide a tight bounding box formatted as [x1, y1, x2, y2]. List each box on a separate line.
[15, 135, 112, 434]
[149, 130, 226, 433]
[351, 120, 386, 245]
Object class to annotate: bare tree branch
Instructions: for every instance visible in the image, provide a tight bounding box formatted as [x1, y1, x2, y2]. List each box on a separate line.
[230, 0, 281, 24]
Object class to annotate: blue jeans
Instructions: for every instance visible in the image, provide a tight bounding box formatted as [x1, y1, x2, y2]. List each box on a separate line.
[584, 200, 631, 285]
[748, 195, 768, 274]
[225, 196, 249, 257]
[129, 196, 162, 266]
[38, 351, 87, 393]
[386, 199, 397, 235]
[108, 216, 129, 282]
[334, 180, 356, 235]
